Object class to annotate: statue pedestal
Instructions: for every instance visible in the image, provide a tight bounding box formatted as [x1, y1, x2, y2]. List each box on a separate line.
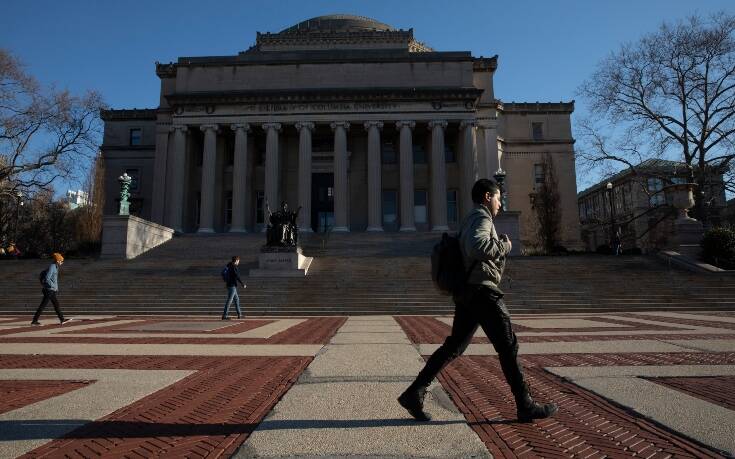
[249, 246, 313, 277]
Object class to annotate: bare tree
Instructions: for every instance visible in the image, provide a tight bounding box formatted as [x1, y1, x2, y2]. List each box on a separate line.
[0, 48, 104, 195]
[578, 12, 735, 221]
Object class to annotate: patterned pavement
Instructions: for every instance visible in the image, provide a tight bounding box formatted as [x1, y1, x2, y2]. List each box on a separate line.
[0, 311, 732, 457]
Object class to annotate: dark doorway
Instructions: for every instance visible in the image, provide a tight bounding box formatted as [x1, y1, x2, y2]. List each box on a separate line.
[312, 173, 334, 232]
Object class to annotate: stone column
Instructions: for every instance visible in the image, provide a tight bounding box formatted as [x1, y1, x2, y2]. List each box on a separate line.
[460, 120, 478, 217]
[150, 127, 170, 224]
[262, 123, 282, 230]
[198, 124, 219, 233]
[296, 122, 315, 232]
[481, 121, 499, 178]
[364, 121, 384, 231]
[230, 123, 250, 232]
[168, 125, 188, 232]
[428, 120, 449, 231]
[396, 120, 416, 232]
[331, 121, 350, 232]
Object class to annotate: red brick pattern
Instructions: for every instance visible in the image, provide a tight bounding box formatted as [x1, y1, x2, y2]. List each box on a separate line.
[0, 380, 92, 415]
[436, 355, 726, 458]
[56, 319, 275, 335]
[5, 355, 310, 458]
[646, 376, 735, 411]
[623, 313, 735, 331]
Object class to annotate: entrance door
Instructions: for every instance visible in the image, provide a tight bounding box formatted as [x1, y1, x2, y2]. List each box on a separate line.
[311, 173, 334, 232]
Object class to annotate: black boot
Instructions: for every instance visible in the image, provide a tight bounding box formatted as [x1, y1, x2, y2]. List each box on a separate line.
[398, 385, 431, 422]
[516, 392, 558, 422]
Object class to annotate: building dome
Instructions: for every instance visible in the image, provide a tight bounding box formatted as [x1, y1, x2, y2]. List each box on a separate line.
[279, 15, 397, 34]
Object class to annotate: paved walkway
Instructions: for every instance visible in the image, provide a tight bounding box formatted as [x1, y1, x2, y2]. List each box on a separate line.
[0, 311, 733, 457]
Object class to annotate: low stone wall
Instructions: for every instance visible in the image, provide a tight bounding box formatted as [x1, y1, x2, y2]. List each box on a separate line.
[100, 215, 174, 259]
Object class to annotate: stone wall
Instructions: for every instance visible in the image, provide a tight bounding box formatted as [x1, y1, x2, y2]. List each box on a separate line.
[101, 215, 174, 259]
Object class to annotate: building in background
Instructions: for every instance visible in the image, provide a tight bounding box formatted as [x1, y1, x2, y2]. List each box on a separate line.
[101, 14, 582, 250]
[66, 190, 89, 210]
[577, 159, 728, 253]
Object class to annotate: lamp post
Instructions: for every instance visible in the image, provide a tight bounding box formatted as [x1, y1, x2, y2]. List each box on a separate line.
[606, 182, 617, 254]
[493, 168, 507, 212]
[117, 173, 132, 216]
[14, 190, 23, 245]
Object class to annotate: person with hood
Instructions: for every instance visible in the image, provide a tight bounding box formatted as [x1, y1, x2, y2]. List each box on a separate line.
[31, 253, 71, 325]
[398, 179, 558, 423]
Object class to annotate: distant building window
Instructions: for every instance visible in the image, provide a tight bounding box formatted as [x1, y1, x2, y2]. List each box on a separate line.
[130, 128, 142, 146]
[447, 190, 458, 223]
[225, 191, 233, 225]
[444, 144, 456, 163]
[413, 144, 427, 164]
[255, 191, 264, 224]
[382, 141, 397, 164]
[382, 190, 397, 225]
[532, 122, 543, 141]
[414, 190, 427, 223]
[533, 164, 545, 191]
[125, 169, 140, 192]
[647, 177, 665, 207]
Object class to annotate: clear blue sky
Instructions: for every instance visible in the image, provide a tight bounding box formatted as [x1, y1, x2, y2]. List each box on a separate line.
[2, 0, 734, 192]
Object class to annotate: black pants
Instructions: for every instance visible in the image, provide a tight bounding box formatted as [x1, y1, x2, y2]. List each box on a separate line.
[32, 289, 65, 323]
[411, 285, 528, 400]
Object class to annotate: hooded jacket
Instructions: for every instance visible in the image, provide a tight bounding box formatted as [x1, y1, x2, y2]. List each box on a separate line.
[458, 204, 511, 292]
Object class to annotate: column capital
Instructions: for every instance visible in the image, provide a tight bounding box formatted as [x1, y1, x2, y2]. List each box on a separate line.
[427, 120, 448, 130]
[363, 121, 384, 131]
[200, 124, 220, 133]
[395, 120, 416, 130]
[330, 121, 350, 131]
[170, 124, 188, 133]
[230, 123, 251, 132]
[460, 119, 478, 129]
[295, 121, 315, 132]
[262, 122, 282, 132]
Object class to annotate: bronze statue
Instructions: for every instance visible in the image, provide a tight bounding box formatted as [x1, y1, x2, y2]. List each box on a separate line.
[265, 201, 301, 247]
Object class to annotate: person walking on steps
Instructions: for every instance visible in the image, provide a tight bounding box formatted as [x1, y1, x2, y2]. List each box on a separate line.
[222, 255, 246, 320]
[398, 178, 558, 423]
[31, 253, 72, 326]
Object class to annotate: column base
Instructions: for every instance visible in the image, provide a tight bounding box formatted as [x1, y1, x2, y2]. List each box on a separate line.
[431, 225, 450, 232]
[366, 226, 384, 232]
[229, 227, 248, 233]
[331, 226, 350, 232]
[198, 228, 215, 233]
[399, 226, 417, 232]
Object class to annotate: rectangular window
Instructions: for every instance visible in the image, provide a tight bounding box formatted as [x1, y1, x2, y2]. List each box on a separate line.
[125, 169, 140, 192]
[195, 192, 201, 226]
[533, 164, 545, 191]
[647, 177, 665, 207]
[447, 190, 458, 223]
[413, 144, 427, 164]
[130, 128, 142, 146]
[532, 122, 543, 141]
[255, 191, 264, 224]
[382, 190, 397, 225]
[414, 190, 427, 224]
[382, 141, 397, 164]
[225, 191, 233, 225]
[444, 144, 456, 163]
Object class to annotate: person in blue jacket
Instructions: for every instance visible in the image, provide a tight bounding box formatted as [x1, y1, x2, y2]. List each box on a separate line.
[31, 253, 72, 325]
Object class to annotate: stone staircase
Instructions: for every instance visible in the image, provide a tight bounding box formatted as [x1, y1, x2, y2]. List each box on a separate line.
[0, 232, 733, 316]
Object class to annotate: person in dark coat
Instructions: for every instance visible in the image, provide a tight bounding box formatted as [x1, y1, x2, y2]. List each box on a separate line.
[222, 256, 245, 320]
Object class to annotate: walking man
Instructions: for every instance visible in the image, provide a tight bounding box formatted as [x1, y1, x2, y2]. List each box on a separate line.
[398, 179, 558, 422]
[31, 253, 71, 325]
[222, 256, 245, 320]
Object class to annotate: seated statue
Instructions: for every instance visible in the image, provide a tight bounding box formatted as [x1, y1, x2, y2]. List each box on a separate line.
[266, 201, 301, 247]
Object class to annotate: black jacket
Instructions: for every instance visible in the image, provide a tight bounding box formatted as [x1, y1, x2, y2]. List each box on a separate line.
[226, 262, 244, 288]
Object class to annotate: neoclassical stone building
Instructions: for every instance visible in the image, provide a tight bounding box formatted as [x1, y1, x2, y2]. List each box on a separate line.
[101, 14, 582, 249]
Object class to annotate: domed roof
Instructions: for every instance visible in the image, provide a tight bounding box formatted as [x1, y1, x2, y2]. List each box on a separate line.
[279, 15, 397, 34]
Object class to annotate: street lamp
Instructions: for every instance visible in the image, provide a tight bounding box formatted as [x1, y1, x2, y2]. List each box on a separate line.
[605, 182, 617, 254]
[14, 190, 23, 245]
[117, 173, 132, 216]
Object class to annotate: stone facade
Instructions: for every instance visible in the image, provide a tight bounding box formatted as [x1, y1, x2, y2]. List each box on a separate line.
[100, 14, 582, 249]
[577, 159, 728, 253]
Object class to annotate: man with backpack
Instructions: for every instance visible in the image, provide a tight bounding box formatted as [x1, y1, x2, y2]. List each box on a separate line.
[398, 179, 558, 423]
[222, 255, 245, 320]
[31, 252, 71, 325]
